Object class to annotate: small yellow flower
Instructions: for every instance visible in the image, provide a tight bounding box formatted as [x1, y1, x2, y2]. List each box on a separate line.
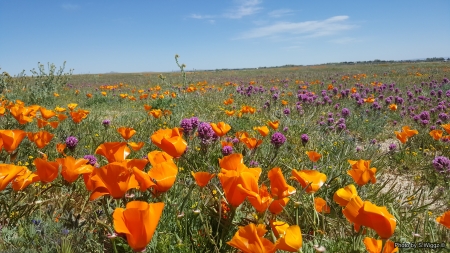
[212, 190, 217, 195]
[28, 156, 34, 159]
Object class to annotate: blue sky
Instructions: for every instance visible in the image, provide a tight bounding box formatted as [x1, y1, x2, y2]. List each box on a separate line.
[1, 0, 449, 75]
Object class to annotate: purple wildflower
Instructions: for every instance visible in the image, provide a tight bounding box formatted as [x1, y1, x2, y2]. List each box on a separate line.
[271, 132, 287, 148]
[83, 155, 97, 166]
[65, 136, 78, 150]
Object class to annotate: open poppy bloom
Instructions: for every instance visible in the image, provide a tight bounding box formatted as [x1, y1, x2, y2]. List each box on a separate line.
[254, 126, 270, 137]
[306, 151, 322, 162]
[342, 197, 396, 239]
[95, 142, 131, 163]
[241, 137, 263, 150]
[37, 118, 59, 129]
[34, 155, 60, 183]
[210, 122, 231, 137]
[225, 110, 235, 116]
[12, 168, 40, 191]
[363, 237, 398, 253]
[0, 164, 26, 190]
[29, 131, 54, 149]
[57, 156, 93, 183]
[388, 104, 397, 111]
[268, 198, 290, 215]
[314, 197, 330, 213]
[67, 103, 78, 111]
[0, 129, 27, 153]
[117, 127, 136, 140]
[238, 184, 273, 213]
[147, 150, 173, 166]
[191, 171, 215, 188]
[270, 222, 302, 252]
[268, 167, 296, 199]
[227, 223, 276, 253]
[9, 104, 39, 125]
[39, 107, 57, 120]
[291, 169, 327, 194]
[70, 109, 90, 124]
[128, 141, 145, 151]
[267, 120, 279, 130]
[333, 184, 358, 207]
[148, 109, 162, 118]
[56, 143, 66, 155]
[441, 123, 450, 134]
[150, 128, 187, 158]
[113, 201, 164, 252]
[147, 160, 178, 194]
[436, 210, 450, 229]
[235, 131, 250, 141]
[347, 160, 377, 186]
[395, 126, 418, 143]
[429, 130, 443, 141]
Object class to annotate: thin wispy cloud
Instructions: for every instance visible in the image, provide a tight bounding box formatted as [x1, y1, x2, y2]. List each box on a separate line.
[223, 0, 262, 19]
[268, 9, 295, 18]
[61, 3, 79, 10]
[236, 16, 356, 39]
[189, 14, 215, 19]
[330, 37, 362, 44]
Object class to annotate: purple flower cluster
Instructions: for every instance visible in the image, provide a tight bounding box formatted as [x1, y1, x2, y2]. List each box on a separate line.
[65, 136, 78, 150]
[271, 132, 286, 148]
[432, 156, 450, 173]
[83, 155, 97, 165]
[180, 117, 199, 135]
[222, 145, 233, 156]
[197, 122, 218, 145]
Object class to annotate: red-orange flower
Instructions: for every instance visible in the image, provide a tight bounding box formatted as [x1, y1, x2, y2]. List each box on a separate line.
[291, 169, 327, 194]
[147, 160, 178, 194]
[128, 141, 145, 151]
[441, 123, 450, 134]
[150, 128, 187, 158]
[39, 107, 56, 120]
[227, 223, 276, 253]
[117, 127, 136, 140]
[254, 126, 270, 137]
[268, 167, 296, 199]
[306, 151, 321, 162]
[70, 109, 89, 123]
[29, 131, 54, 149]
[34, 156, 60, 183]
[429, 129, 443, 141]
[267, 120, 279, 130]
[148, 109, 162, 118]
[57, 156, 93, 183]
[436, 210, 450, 229]
[241, 137, 263, 150]
[347, 160, 377, 186]
[191, 171, 215, 188]
[56, 143, 66, 155]
[314, 197, 330, 213]
[210, 122, 231, 137]
[0, 130, 27, 153]
[113, 201, 164, 252]
[95, 142, 131, 163]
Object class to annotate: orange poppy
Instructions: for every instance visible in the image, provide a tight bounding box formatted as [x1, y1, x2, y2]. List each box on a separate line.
[0, 106, 6, 116]
[241, 137, 263, 150]
[39, 107, 56, 120]
[117, 127, 136, 140]
[56, 143, 66, 155]
[149, 109, 162, 118]
[291, 169, 327, 194]
[128, 141, 145, 151]
[267, 120, 279, 130]
[147, 160, 178, 194]
[57, 156, 93, 183]
[395, 131, 408, 144]
[268, 198, 290, 215]
[150, 128, 187, 158]
[347, 160, 377, 186]
[364, 97, 375, 103]
[34, 156, 60, 183]
[268, 167, 296, 199]
[95, 142, 131, 163]
[227, 223, 276, 253]
[191, 171, 215, 187]
[9, 104, 36, 124]
[57, 113, 68, 121]
[113, 201, 164, 252]
[333, 184, 358, 207]
[223, 98, 234, 105]
[0, 129, 27, 153]
[441, 123, 450, 134]
[314, 197, 330, 213]
[235, 131, 250, 141]
[225, 110, 235, 116]
[67, 103, 78, 111]
[306, 151, 322, 162]
[29, 131, 54, 149]
[436, 210, 450, 229]
[238, 184, 273, 213]
[54, 106, 66, 112]
[147, 151, 173, 166]
[0, 164, 26, 190]
[144, 104, 152, 111]
[401, 126, 419, 138]
[363, 237, 398, 253]
[272, 223, 302, 252]
[254, 126, 270, 137]
[70, 109, 89, 123]
[12, 168, 40, 191]
[429, 130, 443, 141]
[210, 122, 231, 137]
[221, 141, 234, 148]
[37, 118, 59, 129]
[388, 104, 397, 111]
[53, 93, 60, 97]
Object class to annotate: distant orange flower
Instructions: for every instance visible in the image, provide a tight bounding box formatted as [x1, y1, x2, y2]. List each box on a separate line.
[429, 129, 443, 141]
[57, 156, 93, 183]
[0, 164, 26, 190]
[67, 103, 78, 111]
[149, 109, 162, 118]
[54, 106, 66, 112]
[347, 159, 377, 186]
[227, 223, 276, 253]
[364, 96, 375, 103]
[191, 171, 215, 187]
[101, 91, 107, 96]
[150, 128, 187, 158]
[223, 98, 234, 105]
[225, 110, 235, 116]
[267, 120, 279, 130]
[363, 237, 398, 253]
[254, 126, 270, 137]
[53, 93, 59, 97]
[210, 122, 231, 137]
[70, 109, 89, 123]
[388, 104, 397, 111]
[144, 104, 152, 111]
[128, 141, 145, 151]
[56, 143, 66, 155]
[57, 113, 68, 121]
[281, 100, 288, 106]
[34, 156, 60, 183]
[117, 127, 136, 140]
[441, 123, 450, 134]
[291, 169, 327, 194]
[95, 142, 131, 163]
[241, 137, 263, 150]
[0, 129, 27, 153]
[436, 210, 450, 229]
[29, 130, 54, 149]
[39, 107, 56, 120]
[113, 201, 164, 252]
[314, 197, 330, 213]
[306, 151, 321, 162]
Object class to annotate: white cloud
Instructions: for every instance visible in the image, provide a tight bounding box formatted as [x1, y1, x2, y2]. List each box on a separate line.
[61, 3, 79, 10]
[223, 0, 262, 19]
[189, 14, 215, 19]
[268, 9, 294, 18]
[329, 37, 362, 44]
[236, 16, 356, 39]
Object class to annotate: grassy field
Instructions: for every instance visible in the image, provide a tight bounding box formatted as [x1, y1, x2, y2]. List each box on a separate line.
[0, 60, 450, 252]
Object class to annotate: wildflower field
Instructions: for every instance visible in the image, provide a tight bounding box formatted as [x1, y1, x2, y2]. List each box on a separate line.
[0, 58, 450, 253]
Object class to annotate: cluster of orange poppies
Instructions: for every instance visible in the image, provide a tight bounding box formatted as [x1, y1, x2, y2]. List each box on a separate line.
[429, 123, 450, 141]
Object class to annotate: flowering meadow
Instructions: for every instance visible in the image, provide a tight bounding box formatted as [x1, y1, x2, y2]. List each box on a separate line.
[0, 59, 450, 252]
